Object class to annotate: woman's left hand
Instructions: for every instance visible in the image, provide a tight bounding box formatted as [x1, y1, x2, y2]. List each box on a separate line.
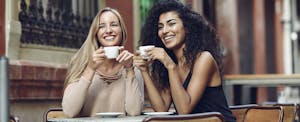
[146, 47, 175, 69]
[116, 46, 134, 69]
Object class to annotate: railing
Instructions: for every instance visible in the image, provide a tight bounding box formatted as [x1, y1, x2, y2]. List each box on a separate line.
[224, 74, 300, 105]
[18, 0, 98, 49]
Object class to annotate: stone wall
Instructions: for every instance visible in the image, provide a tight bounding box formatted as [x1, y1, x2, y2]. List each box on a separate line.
[9, 60, 66, 122]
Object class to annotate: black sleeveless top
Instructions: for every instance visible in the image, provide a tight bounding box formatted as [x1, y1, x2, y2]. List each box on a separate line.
[180, 72, 236, 122]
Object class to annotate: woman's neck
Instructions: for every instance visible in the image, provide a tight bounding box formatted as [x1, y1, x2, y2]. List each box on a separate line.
[173, 44, 185, 64]
[97, 59, 122, 73]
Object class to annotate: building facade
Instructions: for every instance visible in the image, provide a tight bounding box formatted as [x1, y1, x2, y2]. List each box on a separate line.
[0, 0, 298, 121]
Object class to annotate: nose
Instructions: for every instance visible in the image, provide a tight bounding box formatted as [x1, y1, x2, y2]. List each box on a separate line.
[105, 26, 112, 33]
[162, 26, 169, 34]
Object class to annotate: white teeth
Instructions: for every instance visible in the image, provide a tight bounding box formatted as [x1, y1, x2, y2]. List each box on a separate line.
[105, 36, 114, 41]
[164, 36, 174, 40]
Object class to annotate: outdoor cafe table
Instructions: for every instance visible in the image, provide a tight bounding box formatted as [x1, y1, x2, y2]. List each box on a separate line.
[48, 115, 148, 122]
[223, 74, 300, 105]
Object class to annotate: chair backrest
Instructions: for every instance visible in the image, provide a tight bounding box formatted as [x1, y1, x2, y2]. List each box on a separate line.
[262, 102, 298, 122]
[229, 104, 258, 122]
[44, 108, 67, 122]
[274, 103, 298, 122]
[142, 112, 225, 122]
[243, 106, 283, 122]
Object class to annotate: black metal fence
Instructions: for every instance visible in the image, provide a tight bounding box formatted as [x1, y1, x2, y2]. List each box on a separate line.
[19, 0, 98, 49]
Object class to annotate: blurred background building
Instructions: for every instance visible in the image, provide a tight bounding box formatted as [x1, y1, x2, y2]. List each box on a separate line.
[0, 0, 300, 121]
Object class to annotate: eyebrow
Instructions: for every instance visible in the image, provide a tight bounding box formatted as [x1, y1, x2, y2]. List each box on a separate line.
[159, 19, 176, 24]
[167, 19, 176, 23]
[99, 21, 118, 25]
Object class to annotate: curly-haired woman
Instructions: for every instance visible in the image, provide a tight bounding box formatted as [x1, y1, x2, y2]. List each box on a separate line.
[133, 0, 235, 121]
[62, 7, 144, 117]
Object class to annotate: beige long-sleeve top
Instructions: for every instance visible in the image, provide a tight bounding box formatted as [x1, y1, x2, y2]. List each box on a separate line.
[62, 68, 144, 117]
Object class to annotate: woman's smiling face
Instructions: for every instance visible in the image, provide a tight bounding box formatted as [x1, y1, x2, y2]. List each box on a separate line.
[97, 11, 122, 47]
[158, 11, 186, 50]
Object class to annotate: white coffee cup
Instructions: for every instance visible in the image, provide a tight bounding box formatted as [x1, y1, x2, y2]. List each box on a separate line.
[103, 46, 119, 59]
[139, 45, 155, 59]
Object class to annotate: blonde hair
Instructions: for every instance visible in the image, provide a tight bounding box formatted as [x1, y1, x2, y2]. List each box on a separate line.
[64, 7, 127, 89]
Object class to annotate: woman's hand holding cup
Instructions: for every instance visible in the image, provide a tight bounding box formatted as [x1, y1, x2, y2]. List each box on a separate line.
[116, 46, 134, 69]
[133, 51, 149, 72]
[88, 47, 106, 70]
[142, 46, 175, 70]
[133, 45, 155, 72]
[139, 45, 155, 60]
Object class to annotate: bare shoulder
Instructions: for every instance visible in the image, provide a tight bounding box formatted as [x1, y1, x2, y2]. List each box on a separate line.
[193, 51, 218, 73]
[193, 51, 221, 86]
[195, 51, 215, 64]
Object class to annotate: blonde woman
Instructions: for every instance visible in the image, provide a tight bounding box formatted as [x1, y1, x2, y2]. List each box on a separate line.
[62, 7, 144, 117]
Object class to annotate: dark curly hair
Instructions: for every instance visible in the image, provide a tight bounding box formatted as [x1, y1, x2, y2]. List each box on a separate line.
[139, 0, 223, 90]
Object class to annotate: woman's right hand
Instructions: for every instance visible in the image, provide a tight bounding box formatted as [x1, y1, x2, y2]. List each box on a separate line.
[88, 47, 106, 70]
[133, 51, 151, 72]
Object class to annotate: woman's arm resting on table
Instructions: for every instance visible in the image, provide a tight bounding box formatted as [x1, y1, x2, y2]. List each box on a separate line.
[62, 68, 95, 117]
[141, 70, 172, 112]
[125, 68, 145, 116]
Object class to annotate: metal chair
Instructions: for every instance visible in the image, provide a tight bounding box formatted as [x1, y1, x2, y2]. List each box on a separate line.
[243, 106, 283, 122]
[262, 102, 298, 122]
[229, 104, 258, 122]
[44, 107, 68, 122]
[142, 112, 225, 122]
[276, 104, 298, 122]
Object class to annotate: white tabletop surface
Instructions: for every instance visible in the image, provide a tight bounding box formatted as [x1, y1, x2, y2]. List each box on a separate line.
[48, 115, 148, 122]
